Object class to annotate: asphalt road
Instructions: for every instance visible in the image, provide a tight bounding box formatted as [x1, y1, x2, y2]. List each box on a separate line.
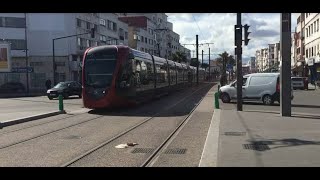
[220, 89, 320, 115]
[0, 96, 84, 122]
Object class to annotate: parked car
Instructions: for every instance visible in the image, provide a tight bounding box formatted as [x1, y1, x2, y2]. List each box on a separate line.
[291, 77, 305, 90]
[47, 81, 82, 100]
[219, 73, 293, 105]
[0, 82, 26, 93]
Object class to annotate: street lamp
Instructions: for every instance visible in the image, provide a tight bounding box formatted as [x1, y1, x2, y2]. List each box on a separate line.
[52, 28, 95, 85]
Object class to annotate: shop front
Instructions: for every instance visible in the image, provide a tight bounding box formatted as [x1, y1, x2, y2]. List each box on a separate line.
[307, 57, 320, 85]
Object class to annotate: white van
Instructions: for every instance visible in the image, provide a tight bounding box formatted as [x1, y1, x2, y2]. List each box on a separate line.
[219, 73, 293, 105]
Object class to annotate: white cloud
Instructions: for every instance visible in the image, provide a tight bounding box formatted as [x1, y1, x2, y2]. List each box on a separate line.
[167, 13, 301, 64]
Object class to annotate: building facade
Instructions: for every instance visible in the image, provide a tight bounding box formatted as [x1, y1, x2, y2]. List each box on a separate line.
[0, 13, 129, 93]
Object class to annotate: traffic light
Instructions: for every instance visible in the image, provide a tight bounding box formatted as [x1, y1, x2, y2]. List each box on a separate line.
[243, 24, 250, 46]
[90, 28, 95, 38]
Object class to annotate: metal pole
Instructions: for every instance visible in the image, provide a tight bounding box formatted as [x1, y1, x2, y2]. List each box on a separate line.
[209, 47, 211, 81]
[52, 39, 56, 85]
[202, 50, 204, 66]
[236, 13, 243, 111]
[157, 43, 161, 57]
[280, 13, 292, 116]
[24, 13, 29, 94]
[196, 35, 199, 85]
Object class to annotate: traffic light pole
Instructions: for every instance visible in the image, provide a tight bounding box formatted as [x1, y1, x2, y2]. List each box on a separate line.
[196, 35, 199, 85]
[52, 29, 95, 85]
[236, 13, 243, 111]
[280, 13, 292, 117]
[209, 48, 211, 81]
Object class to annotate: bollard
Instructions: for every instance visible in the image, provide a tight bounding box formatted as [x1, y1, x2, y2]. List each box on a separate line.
[214, 91, 220, 109]
[59, 94, 64, 111]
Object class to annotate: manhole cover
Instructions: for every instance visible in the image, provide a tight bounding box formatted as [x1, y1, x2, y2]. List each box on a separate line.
[243, 144, 270, 151]
[131, 148, 154, 154]
[224, 132, 246, 136]
[164, 148, 187, 154]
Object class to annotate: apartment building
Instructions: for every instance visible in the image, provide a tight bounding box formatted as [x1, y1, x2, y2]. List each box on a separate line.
[0, 13, 129, 92]
[118, 16, 157, 55]
[304, 13, 320, 82]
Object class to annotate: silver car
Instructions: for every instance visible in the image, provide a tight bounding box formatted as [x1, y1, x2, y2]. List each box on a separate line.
[219, 73, 293, 105]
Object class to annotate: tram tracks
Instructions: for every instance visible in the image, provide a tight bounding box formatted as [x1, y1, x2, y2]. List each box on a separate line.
[61, 83, 212, 167]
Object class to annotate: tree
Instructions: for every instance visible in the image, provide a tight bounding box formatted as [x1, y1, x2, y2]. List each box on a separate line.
[216, 51, 235, 86]
[190, 58, 200, 67]
[171, 51, 187, 63]
[201, 63, 209, 69]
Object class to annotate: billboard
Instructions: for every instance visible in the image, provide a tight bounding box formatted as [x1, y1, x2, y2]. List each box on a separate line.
[0, 43, 11, 72]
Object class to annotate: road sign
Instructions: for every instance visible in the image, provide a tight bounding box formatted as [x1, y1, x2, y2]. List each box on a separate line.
[12, 67, 34, 73]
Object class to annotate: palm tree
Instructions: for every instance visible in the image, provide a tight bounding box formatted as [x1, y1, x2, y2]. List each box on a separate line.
[171, 51, 187, 63]
[216, 51, 235, 85]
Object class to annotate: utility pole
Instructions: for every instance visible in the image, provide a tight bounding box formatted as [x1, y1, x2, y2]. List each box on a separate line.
[235, 13, 243, 111]
[24, 13, 29, 94]
[209, 47, 211, 81]
[201, 50, 204, 66]
[196, 35, 199, 85]
[280, 13, 292, 117]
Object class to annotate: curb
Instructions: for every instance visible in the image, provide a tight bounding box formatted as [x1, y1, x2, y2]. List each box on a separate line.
[199, 109, 221, 167]
[0, 110, 66, 129]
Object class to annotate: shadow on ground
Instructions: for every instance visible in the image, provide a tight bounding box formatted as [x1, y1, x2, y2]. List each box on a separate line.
[247, 138, 320, 151]
[88, 83, 215, 117]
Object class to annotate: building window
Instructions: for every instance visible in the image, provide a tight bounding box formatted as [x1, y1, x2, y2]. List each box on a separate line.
[77, 38, 81, 46]
[311, 24, 313, 34]
[309, 26, 311, 36]
[86, 39, 90, 47]
[86, 22, 90, 29]
[112, 22, 117, 31]
[125, 32, 128, 39]
[107, 20, 112, 29]
[100, 35, 106, 42]
[119, 28, 124, 40]
[77, 19, 81, 27]
[145, 37, 147, 43]
[100, 19, 106, 26]
[306, 28, 308, 37]
[141, 36, 144, 42]
[306, 49, 308, 58]
[6, 39, 26, 50]
[4, 17, 26, 28]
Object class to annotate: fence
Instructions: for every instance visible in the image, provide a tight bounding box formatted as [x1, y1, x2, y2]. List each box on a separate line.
[0, 72, 48, 95]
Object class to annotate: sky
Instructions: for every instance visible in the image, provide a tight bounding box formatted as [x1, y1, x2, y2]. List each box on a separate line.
[167, 13, 299, 64]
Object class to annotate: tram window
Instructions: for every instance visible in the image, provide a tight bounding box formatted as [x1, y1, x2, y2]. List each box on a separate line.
[117, 56, 133, 89]
[156, 64, 169, 88]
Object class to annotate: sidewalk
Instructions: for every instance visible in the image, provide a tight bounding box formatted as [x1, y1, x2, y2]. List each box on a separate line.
[201, 108, 320, 167]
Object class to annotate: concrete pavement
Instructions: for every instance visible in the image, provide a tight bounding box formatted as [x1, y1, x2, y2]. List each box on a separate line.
[0, 96, 84, 123]
[201, 84, 320, 167]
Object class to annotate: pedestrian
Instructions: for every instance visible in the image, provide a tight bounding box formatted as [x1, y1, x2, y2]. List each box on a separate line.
[45, 79, 51, 90]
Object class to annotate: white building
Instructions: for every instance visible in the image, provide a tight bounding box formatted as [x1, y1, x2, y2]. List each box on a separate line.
[0, 13, 129, 92]
[305, 13, 320, 64]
